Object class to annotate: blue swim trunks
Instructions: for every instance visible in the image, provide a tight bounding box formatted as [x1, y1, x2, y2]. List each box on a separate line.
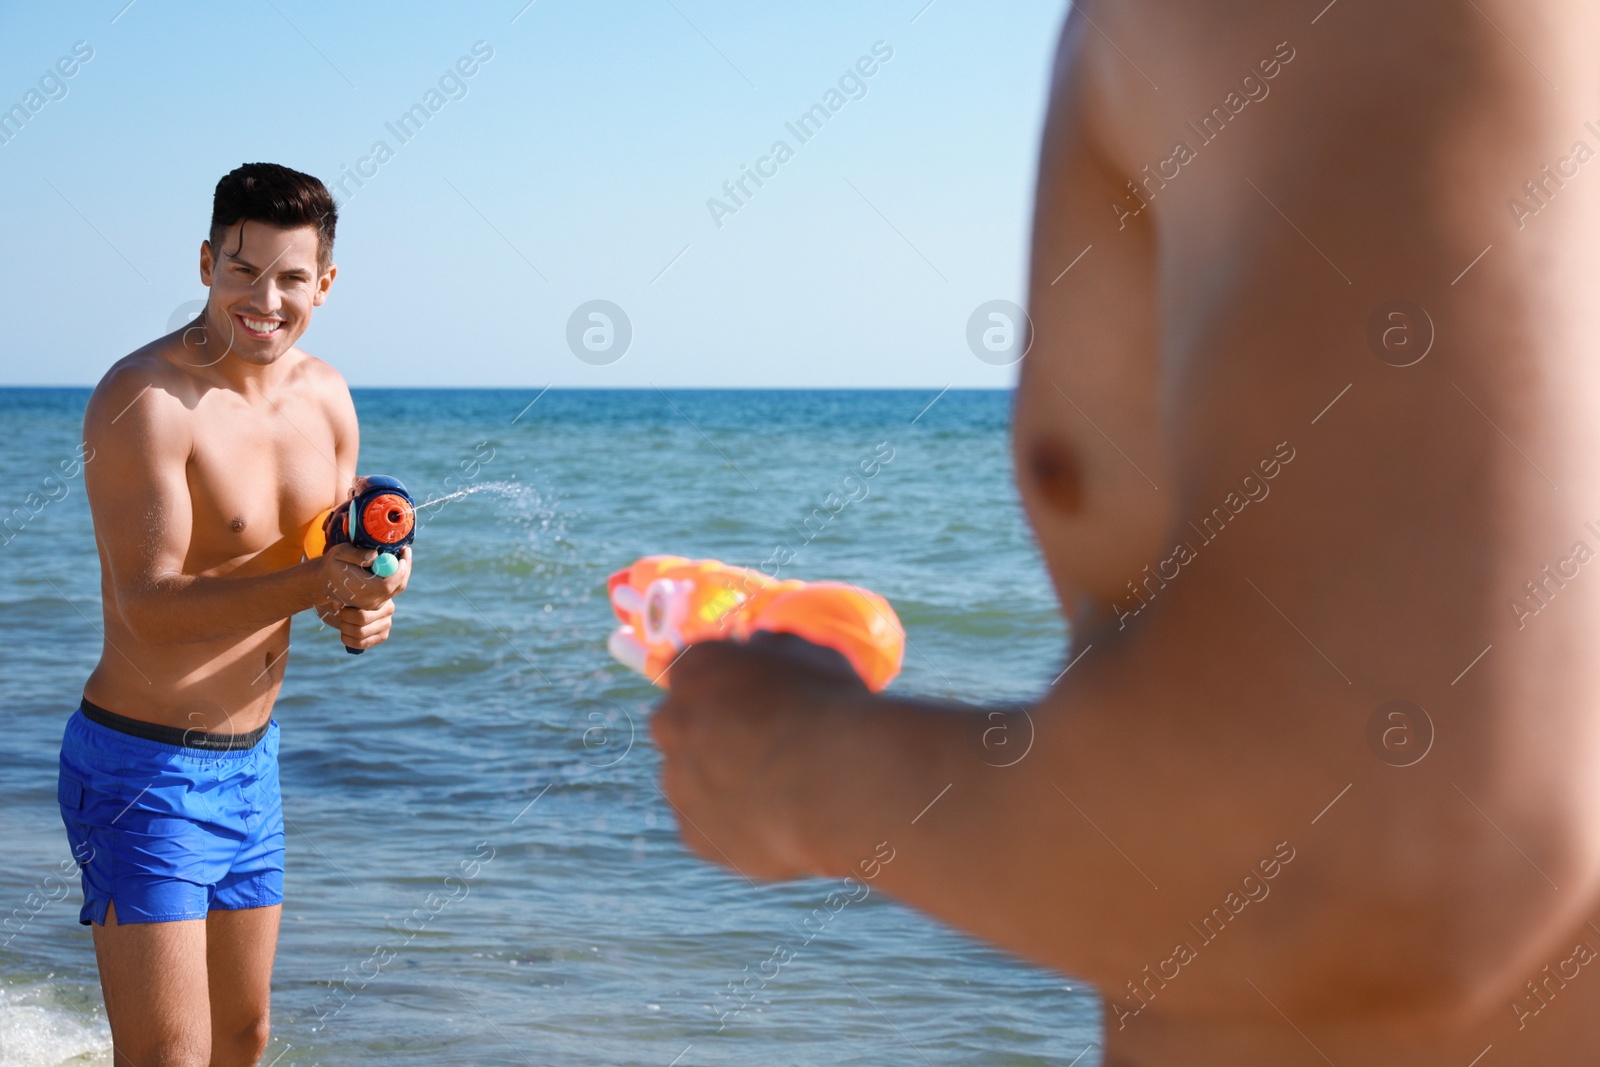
[58, 699, 284, 925]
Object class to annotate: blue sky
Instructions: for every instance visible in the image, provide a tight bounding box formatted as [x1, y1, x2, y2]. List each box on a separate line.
[0, 1, 1064, 387]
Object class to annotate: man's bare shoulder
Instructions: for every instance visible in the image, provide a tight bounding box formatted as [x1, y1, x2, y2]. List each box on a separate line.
[282, 348, 357, 429]
[83, 338, 204, 444]
[287, 348, 350, 396]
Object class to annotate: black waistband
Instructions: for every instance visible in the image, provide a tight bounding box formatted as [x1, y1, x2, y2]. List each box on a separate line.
[79, 697, 270, 752]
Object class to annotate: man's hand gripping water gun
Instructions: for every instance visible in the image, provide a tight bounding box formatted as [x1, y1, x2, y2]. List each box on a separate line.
[304, 475, 416, 654]
[606, 556, 905, 691]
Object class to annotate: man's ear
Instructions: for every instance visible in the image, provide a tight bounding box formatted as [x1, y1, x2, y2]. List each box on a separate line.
[313, 264, 338, 307]
[199, 240, 215, 286]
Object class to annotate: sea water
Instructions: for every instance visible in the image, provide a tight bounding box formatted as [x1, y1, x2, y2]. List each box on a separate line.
[0, 388, 1100, 1066]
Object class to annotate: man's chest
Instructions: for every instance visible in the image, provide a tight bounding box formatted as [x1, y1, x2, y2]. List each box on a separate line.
[184, 395, 344, 573]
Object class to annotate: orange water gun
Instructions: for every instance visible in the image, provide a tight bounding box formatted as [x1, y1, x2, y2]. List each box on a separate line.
[606, 556, 905, 691]
[303, 476, 416, 655]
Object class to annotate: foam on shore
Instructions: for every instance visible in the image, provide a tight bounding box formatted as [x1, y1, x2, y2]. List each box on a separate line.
[0, 982, 110, 1067]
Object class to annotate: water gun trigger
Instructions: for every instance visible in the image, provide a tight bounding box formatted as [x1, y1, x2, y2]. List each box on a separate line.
[606, 556, 904, 692]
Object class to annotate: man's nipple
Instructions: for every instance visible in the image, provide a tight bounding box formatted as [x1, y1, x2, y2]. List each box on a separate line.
[1027, 439, 1083, 514]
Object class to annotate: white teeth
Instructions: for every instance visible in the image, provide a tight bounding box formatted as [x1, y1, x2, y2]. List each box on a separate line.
[241, 316, 281, 332]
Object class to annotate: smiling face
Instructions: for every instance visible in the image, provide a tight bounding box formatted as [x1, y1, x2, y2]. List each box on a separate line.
[198, 220, 336, 366]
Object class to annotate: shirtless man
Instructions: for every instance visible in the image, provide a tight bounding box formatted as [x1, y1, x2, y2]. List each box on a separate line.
[60, 163, 410, 1066]
[655, 2, 1600, 1061]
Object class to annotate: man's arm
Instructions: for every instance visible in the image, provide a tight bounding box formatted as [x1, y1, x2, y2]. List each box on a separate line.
[308, 362, 409, 650]
[654, 636, 1236, 1001]
[655, 594, 1520, 1031]
[83, 365, 402, 645]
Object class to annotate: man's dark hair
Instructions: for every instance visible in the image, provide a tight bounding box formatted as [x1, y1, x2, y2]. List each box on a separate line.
[209, 163, 337, 270]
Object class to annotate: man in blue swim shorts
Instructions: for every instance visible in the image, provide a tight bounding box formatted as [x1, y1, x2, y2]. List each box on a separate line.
[64, 163, 410, 1066]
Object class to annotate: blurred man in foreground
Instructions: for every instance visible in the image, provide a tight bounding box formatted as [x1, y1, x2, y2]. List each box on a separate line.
[655, 2, 1600, 1062]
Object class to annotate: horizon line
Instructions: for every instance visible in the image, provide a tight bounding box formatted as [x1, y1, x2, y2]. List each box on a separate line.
[0, 383, 1016, 392]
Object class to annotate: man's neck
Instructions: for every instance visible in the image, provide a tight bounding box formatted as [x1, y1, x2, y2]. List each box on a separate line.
[187, 308, 296, 398]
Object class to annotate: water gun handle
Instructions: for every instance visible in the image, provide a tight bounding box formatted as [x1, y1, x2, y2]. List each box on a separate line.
[342, 551, 405, 653]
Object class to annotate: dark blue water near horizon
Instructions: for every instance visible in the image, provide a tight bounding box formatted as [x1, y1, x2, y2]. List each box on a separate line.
[0, 387, 1099, 1066]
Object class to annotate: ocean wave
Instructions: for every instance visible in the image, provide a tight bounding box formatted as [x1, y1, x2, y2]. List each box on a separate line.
[0, 982, 110, 1067]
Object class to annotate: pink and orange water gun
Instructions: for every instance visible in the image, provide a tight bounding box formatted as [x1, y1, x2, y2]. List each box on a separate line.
[606, 556, 905, 691]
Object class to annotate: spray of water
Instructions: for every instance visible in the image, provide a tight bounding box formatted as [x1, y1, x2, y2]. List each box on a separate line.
[413, 481, 525, 511]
